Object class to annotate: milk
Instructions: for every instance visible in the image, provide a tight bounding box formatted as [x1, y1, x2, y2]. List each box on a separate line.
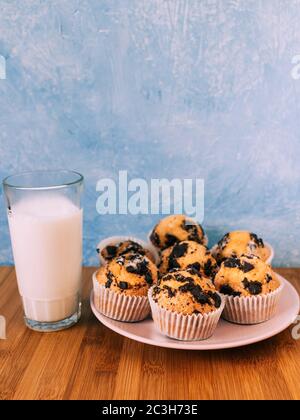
[8, 194, 83, 322]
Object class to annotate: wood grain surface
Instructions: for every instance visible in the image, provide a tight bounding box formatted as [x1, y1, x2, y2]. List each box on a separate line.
[0, 267, 299, 400]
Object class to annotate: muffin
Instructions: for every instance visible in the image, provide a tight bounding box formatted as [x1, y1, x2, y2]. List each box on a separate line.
[93, 253, 158, 321]
[213, 231, 270, 263]
[148, 268, 225, 340]
[214, 255, 282, 324]
[159, 240, 218, 280]
[98, 238, 156, 264]
[150, 215, 206, 250]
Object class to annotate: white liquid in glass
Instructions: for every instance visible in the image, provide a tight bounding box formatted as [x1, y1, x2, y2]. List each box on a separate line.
[8, 194, 82, 322]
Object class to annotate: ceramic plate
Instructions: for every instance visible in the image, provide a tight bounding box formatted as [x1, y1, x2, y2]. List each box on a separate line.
[90, 274, 299, 350]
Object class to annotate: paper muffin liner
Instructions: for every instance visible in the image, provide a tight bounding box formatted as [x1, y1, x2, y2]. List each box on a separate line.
[92, 272, 150, 322]
[210, 242, 274, 265]
[220, 278, 284, 325]
[96, 235, 160, 266]
[264, 242, 274, 265]
[148, 287, 225, 341]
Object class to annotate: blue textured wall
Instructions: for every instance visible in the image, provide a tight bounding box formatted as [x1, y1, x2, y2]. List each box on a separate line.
[1, 0, 300, 267]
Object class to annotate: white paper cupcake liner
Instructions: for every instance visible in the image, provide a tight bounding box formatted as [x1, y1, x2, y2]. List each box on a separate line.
[96, 235, 160, 266]
[264, 242, 274, 265]
[210, 242, 274, 265]
[93, 272, 150, 322]
[220, 278, 284, 325]
[148, 287, 225, 341]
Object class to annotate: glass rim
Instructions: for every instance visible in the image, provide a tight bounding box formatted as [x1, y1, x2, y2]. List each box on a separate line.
[2, 170, 84, 191]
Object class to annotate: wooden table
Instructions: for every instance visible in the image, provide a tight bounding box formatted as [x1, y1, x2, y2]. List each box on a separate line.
[0, 267, 299, 400]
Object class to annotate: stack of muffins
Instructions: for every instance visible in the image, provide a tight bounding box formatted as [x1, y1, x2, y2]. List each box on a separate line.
[93, 215, 283, 341]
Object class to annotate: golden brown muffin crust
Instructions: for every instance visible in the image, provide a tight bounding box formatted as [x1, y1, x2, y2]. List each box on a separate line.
[152, 269, 222, 315]
[215, 231, 270, 263]
[99, 240, 154, 262]
[159, 240, 218, 279]
[214, 255, 280, 297]
[96, 253, 158, 297]
[150, 215, 206, 250]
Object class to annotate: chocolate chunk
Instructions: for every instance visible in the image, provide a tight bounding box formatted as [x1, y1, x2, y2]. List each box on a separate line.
[250, 233, 264, 248]
[207, 291, 222, 308]
[162, 274, 173, 281]
[105, 271, 114, 288]
[172, 242, 188, 258]
[167, 242, 188, 271]
[119, 281, 128, 290]
[266, 274, 272, 283]
[106, 245, 118, 257]
[187, 262, 201, 272]
[116, 256, 125, 266]
[218, 233, 229, 249]
[150, 230, 160, 247]
[178, 282, 194, 293]
[179, 282, 210, 305]
[186, 267, 202, 277]
[243, 279, 262, 295]
[224, 257, 254, 273]
[219, 284, 241, 297]
[212, 292, 222, 308]
[119, 241, 145, 257]
[152, 286, 160, 296]
[224, 257, 241, 269]
[174, 273, 190, 282]
[182, 220, 204, 243]
[204, 260, 213, 277]
[96, 248, 100, 254]
[241, 261, 255, 273]
[193, 290, 210, 305]
[165, 234, 179, 248]
[168, 257, 180, 271]
[145, 272, 153, 285]
[126, 258, 154, 285]
[163, 285, 176, 298]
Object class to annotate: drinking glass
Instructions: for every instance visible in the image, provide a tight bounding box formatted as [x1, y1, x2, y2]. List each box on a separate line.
[3, 170, 84, 332]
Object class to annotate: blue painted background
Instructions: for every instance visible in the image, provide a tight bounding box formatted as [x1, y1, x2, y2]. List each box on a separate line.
[0, 0, 300, 267]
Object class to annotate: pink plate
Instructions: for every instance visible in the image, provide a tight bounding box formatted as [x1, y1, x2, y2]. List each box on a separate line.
[90, 274, 299, 350]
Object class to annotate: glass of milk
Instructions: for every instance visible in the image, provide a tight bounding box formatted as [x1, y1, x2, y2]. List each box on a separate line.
[3, 170, 83, 332]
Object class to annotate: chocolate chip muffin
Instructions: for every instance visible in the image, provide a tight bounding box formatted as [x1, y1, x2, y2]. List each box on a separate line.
[152, 269, 221, 315]
[96, 253, 158, 297]
[99, 239, 155, 263]
[149, 268, 224, 340]
[214, 255, 280, 297]
[159, 240, 218, 279]
[214, 255, 282, 324]
[94, 253, 159, 322]
[150, 215, 206, 250]
[213, 231, 270, 263]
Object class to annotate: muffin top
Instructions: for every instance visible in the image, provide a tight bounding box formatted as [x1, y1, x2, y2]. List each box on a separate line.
[214, 255, 280, 297]
[150, 215, 206, 250]
[99, 239, 154, 263]
[96, 253, 158, 297]
[159, 240, 218, 279]
[152, 268, 222, 315]
[214, 231, 269, 263]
